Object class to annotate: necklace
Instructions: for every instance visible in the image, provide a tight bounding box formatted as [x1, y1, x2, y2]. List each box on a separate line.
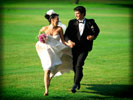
[47, 24, 58, 36]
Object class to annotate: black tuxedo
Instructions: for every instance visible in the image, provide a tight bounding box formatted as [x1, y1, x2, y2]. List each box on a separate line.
[64, 18, 100, 85]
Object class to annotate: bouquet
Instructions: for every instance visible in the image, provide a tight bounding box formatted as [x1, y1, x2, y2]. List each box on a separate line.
[38, 33, 47, 43]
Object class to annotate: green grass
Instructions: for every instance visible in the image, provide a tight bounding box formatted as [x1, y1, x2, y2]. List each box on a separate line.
[0, 0, 132, 100]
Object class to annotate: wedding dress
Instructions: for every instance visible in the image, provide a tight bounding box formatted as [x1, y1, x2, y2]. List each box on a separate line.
[35, 34, 73, 77]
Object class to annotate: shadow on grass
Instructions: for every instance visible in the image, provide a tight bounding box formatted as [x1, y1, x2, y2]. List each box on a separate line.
[1, 84, 133, 100]
[107, 3, 133, 8]
[81, 84, 133, 98]
[0, 96, 107, 100]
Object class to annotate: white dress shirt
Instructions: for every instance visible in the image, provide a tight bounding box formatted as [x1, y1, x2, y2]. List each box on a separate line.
[78, 19, 86, 36]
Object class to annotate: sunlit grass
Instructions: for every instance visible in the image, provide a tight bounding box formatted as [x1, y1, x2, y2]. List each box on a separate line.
[0, 0, 132, 100]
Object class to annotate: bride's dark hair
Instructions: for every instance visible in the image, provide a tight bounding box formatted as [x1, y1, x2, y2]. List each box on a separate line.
[45, 13, 59, 24]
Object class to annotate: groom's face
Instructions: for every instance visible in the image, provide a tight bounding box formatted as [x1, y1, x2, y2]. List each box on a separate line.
[74, 11, 84, 20]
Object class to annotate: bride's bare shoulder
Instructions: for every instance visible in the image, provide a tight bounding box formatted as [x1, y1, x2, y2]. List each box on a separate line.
[58, 26, 63, 31]
[41, 26, 49, 31]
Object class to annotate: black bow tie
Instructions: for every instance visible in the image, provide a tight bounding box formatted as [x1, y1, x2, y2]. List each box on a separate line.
[79, 21, 84, 23]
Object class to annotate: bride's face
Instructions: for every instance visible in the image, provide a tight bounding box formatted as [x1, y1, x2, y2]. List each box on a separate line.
[51, 16, 59, 27]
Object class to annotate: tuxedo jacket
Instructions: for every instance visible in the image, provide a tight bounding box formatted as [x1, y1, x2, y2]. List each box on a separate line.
[64, 18, 100, 52]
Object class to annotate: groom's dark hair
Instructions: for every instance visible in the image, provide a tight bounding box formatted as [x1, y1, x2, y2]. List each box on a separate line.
[74, 6, 86, 16]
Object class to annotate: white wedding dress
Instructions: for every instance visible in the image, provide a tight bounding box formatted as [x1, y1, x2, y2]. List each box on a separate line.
[35, 34, 73, 77]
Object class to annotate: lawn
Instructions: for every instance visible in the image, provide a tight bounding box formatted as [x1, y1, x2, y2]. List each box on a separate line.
[0, 0, 133, 100]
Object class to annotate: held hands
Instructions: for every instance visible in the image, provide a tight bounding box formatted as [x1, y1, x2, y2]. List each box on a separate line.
[87, 35, 94, 41]
[66, 35, 94, 48]
[67, 40, 75, 48]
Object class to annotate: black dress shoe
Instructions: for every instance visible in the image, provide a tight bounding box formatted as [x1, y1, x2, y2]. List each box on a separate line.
[71, 84, 77, 93]
[71, 88, 76, 93]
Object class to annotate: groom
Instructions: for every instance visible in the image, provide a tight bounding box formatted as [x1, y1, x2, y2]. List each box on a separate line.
[64, 6, 100, 93]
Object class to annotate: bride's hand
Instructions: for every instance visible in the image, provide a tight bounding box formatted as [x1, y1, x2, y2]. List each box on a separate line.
[67, 40, 75, 48]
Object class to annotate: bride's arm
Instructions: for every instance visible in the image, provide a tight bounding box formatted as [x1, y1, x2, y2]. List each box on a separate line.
[59, 27, 70, 46]
[39, 26, 47, 35]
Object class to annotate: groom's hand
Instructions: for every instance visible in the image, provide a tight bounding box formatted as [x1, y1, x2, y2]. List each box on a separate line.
[68, 40, 75, 48]
[87, 35, 94, 41]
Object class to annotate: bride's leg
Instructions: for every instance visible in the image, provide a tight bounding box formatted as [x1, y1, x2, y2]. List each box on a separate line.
[44, 70, 50, 96]
[50, 73, 55, 81]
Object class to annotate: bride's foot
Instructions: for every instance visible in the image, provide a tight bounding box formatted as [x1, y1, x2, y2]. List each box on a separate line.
[44, 92, 48, 96]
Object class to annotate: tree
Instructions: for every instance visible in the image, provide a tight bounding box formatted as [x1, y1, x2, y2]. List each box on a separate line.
[75, 0, 79, 4]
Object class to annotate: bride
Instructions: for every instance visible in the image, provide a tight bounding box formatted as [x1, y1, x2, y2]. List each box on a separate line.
[35, 13, 73, 96]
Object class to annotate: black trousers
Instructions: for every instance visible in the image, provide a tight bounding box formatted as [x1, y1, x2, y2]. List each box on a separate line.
[72, 49, 89, 85]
